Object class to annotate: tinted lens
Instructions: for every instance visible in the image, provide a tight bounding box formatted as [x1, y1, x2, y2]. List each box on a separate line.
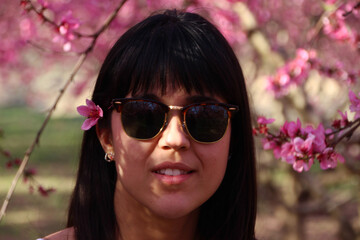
[121, 101, 166, 139]
[185, 105, 229, 142]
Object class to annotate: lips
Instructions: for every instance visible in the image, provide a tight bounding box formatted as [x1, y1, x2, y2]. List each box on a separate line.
[151, 162, 195, 185]
[154, 168, 192, 176]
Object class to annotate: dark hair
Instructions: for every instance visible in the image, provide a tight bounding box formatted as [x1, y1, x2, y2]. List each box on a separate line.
[67, 9, 256, 240]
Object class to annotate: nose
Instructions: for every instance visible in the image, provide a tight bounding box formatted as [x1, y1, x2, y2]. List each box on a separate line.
[158, 114, 190, 150]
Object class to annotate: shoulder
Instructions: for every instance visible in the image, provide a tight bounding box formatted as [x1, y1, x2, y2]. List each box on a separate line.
[38, 227, 75, 240]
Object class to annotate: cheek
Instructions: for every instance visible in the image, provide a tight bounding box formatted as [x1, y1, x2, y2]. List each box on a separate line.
[195, 128, 231, 193]
[200, 145, 229, 181]
[110, 114, 155, 177]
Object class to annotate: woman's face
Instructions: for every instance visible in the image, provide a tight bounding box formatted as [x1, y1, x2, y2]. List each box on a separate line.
[105, 87, 231, 219]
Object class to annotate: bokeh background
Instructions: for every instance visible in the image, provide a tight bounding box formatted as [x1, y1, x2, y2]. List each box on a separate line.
[1, 0, 360, 239]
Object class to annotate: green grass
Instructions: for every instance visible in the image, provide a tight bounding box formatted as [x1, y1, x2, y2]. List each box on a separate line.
[0, 107, 83, 239]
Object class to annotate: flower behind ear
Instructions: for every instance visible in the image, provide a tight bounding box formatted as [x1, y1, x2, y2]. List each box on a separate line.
[77, 99, 103, 130]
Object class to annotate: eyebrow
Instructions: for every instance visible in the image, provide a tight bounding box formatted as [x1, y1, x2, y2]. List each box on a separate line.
[133, 94, 220, 104]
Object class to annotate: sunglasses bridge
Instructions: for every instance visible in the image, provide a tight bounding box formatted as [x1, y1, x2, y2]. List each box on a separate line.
[162, 105, 194, 137]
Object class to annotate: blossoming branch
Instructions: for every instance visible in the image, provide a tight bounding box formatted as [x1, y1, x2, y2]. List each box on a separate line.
[254, 90, 360, 172]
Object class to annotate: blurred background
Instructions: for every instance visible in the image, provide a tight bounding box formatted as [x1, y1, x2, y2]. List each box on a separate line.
[1, 0, 360, 239]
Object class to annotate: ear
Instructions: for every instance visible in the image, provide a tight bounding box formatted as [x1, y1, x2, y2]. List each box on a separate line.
[96, 124, 114, 154]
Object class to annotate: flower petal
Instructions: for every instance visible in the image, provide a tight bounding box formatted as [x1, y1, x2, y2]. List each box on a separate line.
[337, 153, 345, 163]
[81, 118, 99, 130]
[86, 99, 97, 109]
[97, 105, 103, 117]
[293, 160, 304, 172]
[77, 105, 91, 117]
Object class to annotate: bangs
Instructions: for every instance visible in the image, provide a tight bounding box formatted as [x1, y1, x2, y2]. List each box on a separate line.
[119, 14, 233, 99]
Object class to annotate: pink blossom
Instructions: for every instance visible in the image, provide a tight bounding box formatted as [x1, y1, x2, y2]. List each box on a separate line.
[323, 10, 355, 42]
[262, 137, 276, 150]
[303, 124, 327, 152]
[14, 158, 22, 166]
[285, 49, 312, 85]
[280, 142, 296, 164]
[349, 90, 360, 119]
[293, 135, 314, 156]
[261, 136, 282, 159]
[279, 134, 316, 172]
[281, 119, 301, 138]
[58, 11, 80, 37]
[266, 69, 291, 97]
[293, 158, 314, 172]
[318, 147, 345, 170]
[53, 11, 80, 51]
[267, 49, 317, 97]
[332, 110, 349, 129]
[256, 116, 275, 134]
[23, 168, 37, 182]
[77, 99, 103, 130]
[257, 116, 275, 125]
[38, 186, 56, 197]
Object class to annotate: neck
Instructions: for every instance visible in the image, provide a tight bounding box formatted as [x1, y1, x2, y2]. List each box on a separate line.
[114, 183, 200, 240]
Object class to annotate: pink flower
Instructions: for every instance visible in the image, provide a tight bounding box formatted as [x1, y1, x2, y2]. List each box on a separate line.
[285, 49, 312, 85]
[261, 137, 282, 158]
[266, 69, 291, 97]
[23, 168, 37, 182]
[77, 99, 103, 130]
[303, 124, 327, 153]
[53, 11, 80, 52]
[280, 135, 316, 172]
[58, 11, 80, 36]
[280, 142, 296, 164]
[256, 116, 275, 134]
[261, 137, 277, 150]
[281, 119, 301, 138]
[318, 147, 345, 170]
[38, 186, 56, 197]
[323, 10, 355, 42]
[257, 116, 275, 125]
[332, 110, 349, 129]
[293, 135, 314, 156]
[14, 158, 22, 166]
[267, 49, 317, 97]
[293, 158, 314, 172]
[349, 90, 360, 119]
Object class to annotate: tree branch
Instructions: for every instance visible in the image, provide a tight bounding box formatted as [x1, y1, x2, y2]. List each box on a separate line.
[0, 0, 127, 222]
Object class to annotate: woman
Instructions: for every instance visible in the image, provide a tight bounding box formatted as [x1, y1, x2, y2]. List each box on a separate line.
[41, 9, 257, 240]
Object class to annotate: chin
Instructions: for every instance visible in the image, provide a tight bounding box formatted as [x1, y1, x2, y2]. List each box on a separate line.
[148, 200, 200, 220]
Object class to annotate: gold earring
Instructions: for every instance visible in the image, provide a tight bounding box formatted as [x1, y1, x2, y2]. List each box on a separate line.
[104, 152, 114, 162]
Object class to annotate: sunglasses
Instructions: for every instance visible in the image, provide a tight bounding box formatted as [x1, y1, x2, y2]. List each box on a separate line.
[111, 98, 238, 143]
